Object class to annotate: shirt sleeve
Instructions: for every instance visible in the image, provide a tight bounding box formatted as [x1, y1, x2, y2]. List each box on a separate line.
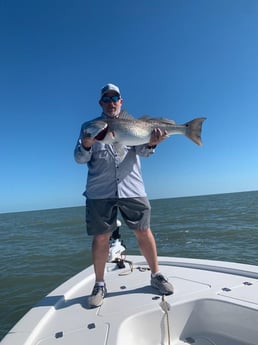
[74, 126, 93, 164]
[135, 144, 156, 157]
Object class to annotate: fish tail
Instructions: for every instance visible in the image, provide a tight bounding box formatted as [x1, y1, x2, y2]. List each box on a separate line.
[185, 117, 206, 146]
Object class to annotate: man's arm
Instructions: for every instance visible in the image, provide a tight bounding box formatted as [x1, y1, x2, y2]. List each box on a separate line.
[136, 128, 168, 157]
[74, 127, 95, 164]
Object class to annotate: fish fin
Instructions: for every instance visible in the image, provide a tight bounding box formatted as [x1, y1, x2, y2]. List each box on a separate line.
[185, 117, 206, 146]
[139, 116, 176, 125]
[138, 115, 152, 121]
[119, 109, 136, 119]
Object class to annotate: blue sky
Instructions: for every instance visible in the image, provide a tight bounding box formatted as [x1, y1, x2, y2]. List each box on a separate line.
[1, 0, 258, 213]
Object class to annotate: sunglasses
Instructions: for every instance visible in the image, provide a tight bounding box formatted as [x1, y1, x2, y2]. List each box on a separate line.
[101, 95, 121, 103]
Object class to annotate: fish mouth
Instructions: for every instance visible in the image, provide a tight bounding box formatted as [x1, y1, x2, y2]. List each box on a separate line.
[94, 125, 109, 140]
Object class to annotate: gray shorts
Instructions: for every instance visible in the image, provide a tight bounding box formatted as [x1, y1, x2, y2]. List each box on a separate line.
[85, 197, 151, 235]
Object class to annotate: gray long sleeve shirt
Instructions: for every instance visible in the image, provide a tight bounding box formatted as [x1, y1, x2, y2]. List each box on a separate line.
[74, 112, 155, 199]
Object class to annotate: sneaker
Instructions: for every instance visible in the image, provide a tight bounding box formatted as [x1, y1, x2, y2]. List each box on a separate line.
[151, 274, 174, 295]
[88, 283, 107, 308]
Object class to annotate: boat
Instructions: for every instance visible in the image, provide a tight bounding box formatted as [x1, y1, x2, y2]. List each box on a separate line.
[2, 231, 258, 345]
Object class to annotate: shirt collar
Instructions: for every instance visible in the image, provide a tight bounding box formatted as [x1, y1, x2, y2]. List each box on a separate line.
[101, 112, 120, 119]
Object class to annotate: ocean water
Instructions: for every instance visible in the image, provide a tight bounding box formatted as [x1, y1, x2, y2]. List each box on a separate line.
[1, 191, 258, 340]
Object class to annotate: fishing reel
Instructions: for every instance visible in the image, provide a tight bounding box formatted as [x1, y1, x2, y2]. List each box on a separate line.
[107, 219, 126, 268]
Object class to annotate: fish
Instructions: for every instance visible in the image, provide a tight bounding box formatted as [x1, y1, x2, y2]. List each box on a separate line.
[82, 110, 206, 146]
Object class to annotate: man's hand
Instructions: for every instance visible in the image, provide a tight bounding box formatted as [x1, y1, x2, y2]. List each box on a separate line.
[148, 128, 168, 147]
[81, 133, 95, 150]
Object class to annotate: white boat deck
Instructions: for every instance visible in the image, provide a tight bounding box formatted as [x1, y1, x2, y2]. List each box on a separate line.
[2, 256, 258, 345]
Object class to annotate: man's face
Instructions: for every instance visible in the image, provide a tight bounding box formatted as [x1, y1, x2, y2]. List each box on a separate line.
[99, 91, 123, 117]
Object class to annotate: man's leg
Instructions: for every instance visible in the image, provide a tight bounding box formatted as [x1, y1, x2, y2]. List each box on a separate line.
[89, 232, 110, 308]
[86, 198, 118, 307]
[134, 227, 174, 295]
[134, 228, 159, 274]
[92, 232, 111, 281]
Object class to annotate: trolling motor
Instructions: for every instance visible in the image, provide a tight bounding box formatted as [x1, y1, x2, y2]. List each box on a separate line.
[107, 219, 126, 268]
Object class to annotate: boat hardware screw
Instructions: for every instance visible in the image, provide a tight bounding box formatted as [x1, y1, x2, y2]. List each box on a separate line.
[55, 331, 63, 338]
[221, 287, 231, 292]
[87, 323, 96, 329]
[152, 296, 160, 300]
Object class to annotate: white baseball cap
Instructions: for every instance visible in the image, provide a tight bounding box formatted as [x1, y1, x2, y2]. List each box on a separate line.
[101, 83, 121, 98]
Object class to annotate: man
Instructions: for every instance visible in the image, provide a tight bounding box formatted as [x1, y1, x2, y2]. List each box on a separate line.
[74, 83, 174, 308]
